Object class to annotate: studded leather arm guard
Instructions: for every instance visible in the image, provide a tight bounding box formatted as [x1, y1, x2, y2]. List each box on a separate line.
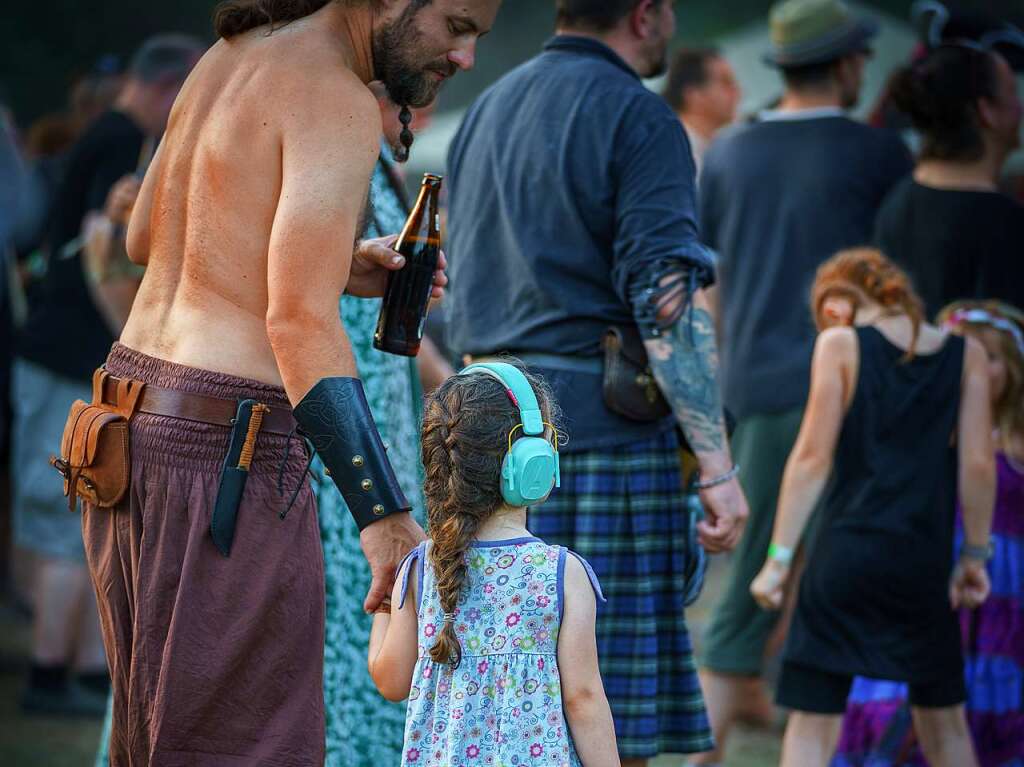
[294, 377, 411, 530]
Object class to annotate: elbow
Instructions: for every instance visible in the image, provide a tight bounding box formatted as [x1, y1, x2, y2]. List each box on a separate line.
[265, 304, 336, 351]
[962, 453, 996, 483]
[563, 684, 602, 720]
[787, 451, 832, 481]
[376, 682, 409, 704]
[369, 664, 410, 703]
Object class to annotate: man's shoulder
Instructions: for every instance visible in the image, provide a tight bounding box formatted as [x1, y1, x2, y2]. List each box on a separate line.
[482, 45, 649, 107]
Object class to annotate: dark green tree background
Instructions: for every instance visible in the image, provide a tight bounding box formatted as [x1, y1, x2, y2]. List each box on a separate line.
[3, 0, 1022, 128]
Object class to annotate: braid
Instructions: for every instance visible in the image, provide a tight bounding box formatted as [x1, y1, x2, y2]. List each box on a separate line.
[394, 106, 414, 163]
[419, 363, 561, 669]
[427, 509, 480, 667]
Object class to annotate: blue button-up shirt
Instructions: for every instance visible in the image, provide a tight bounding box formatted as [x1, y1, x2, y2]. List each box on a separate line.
[446, 35, 713, 450]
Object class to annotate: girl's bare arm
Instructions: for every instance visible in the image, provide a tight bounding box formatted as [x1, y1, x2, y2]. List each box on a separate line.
[751, 327, 854, 610]
[952, 338, 996, 608]
[558, 556, 619, 767]
[368, 555, 420, 702]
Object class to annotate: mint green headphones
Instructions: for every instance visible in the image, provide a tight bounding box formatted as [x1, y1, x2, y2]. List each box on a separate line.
[458, 362, 560, 507]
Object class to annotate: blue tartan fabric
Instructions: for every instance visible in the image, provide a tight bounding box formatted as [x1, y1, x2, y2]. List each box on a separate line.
[528, 430, 714, 758]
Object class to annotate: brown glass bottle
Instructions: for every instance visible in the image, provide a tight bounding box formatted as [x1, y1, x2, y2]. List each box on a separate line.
[373, 174, 443, 356]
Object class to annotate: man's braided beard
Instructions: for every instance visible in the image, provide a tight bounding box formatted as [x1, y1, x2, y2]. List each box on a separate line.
[373, 0, 446, 162]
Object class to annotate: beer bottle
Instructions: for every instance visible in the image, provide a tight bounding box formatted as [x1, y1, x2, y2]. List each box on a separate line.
[373, 174, 443, 357]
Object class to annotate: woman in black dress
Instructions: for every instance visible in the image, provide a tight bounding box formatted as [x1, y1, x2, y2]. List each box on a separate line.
[750, 248, 997, 767]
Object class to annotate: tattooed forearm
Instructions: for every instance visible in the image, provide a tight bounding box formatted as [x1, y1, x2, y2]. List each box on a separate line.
[644, 306, 727, 456]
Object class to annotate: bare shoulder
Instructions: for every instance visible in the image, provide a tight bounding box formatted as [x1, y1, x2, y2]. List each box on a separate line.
[259, 35, 381, 144]
[815, 326, 857, 360]
[563, 554, 596, 607]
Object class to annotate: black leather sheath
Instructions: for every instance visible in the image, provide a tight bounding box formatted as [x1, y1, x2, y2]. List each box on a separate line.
[294, 377, 411, 530]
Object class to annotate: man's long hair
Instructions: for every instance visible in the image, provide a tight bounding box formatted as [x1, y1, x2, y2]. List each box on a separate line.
[214, 0, 337, 39]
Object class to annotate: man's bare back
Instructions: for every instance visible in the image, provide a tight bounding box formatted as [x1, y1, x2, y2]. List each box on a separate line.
[122, 10, 381, 395]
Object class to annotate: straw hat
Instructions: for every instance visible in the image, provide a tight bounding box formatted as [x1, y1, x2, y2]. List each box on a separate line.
[764, 0, 879, 67]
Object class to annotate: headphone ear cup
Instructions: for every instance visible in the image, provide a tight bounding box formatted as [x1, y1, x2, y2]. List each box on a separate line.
[502, 438, 557, 507]
[501, 452, 517, 506]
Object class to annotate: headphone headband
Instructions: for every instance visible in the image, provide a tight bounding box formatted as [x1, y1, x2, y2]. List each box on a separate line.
[459, 363, 545, 436]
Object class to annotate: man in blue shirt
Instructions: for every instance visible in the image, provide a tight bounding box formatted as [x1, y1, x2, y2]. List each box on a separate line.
[446, 1, 749, 763]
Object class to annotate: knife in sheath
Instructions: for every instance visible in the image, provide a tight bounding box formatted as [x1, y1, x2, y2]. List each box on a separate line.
[211, 399, 269, 557]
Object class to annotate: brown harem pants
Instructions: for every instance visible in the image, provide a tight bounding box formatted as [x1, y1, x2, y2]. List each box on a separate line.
[83, 344, 326, 766]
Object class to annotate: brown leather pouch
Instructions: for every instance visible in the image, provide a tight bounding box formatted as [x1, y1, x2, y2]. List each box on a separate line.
[51, 369, 145, 511]
[601, 326, 671, 423]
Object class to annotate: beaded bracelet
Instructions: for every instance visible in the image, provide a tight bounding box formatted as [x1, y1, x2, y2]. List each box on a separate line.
[693, 464, 740, 490]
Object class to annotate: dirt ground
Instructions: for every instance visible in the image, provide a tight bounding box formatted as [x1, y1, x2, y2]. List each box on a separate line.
[0, 555, 782, 767]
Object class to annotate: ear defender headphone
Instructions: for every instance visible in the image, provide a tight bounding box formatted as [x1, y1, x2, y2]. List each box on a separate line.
[458, 362, 560, 507]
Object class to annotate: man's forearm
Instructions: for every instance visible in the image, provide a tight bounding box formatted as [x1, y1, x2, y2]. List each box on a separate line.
[643, 293, 732, 475]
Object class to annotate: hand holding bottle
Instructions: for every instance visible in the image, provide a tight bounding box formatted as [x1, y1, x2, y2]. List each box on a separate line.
[347, 234, 447, 300]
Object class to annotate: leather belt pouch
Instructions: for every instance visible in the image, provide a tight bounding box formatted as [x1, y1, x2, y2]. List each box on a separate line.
[51, 369, 145, 511]
[601, 326, 671, 423]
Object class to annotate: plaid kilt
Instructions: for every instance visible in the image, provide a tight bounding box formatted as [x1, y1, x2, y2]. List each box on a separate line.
[529, 429, 714, 758]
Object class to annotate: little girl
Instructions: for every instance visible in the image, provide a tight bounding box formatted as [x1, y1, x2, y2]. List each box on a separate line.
[832, 299, 1024, 767]
[367, 361, 620, 767]
[749, 248, 997, 767]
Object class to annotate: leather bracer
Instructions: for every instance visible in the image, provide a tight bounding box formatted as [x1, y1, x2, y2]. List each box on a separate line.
[294, 377, 411, 530]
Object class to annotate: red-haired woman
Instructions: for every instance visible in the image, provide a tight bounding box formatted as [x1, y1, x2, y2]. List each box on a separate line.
[749, 248, 997, 767]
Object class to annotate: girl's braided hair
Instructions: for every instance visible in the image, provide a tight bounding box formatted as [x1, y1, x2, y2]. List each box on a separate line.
[421, 362, 558, 668]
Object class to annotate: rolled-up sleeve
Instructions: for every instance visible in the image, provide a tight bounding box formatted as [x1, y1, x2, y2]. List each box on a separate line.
[609, 93, 716, 306]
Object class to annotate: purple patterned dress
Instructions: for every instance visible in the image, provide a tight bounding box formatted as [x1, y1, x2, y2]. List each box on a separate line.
[833, 453, 1024, 767]
[398, 537, 603, 767]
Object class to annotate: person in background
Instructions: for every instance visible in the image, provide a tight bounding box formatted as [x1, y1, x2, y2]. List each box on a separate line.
[68, 55, 125, 136]
[0, 105, 24, 455]
[750, 248, 996, 767]
[833, 300, 1024, 767]
[11, 34, 203, 717]
[875, 45, 1023, 317]
[693, 1, 913, 763]
[446, 1, 750, 763]
[368, 364, 619, 766]
[661, 47, 741, 177]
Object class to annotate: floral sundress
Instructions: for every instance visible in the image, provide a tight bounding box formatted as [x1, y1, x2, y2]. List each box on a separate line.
[399, 536, 604, 767]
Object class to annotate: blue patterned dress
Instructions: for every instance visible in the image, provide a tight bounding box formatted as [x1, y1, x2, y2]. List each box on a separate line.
[398, 536, 603, 767]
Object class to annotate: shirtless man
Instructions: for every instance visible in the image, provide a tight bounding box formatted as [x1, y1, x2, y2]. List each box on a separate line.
[73, 1, 500, 763]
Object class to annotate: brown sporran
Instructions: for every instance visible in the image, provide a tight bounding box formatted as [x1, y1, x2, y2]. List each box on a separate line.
[601, 325, 671, 422]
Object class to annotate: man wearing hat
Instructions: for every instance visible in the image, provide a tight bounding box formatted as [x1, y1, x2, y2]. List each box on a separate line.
[691, 1, 912, 762]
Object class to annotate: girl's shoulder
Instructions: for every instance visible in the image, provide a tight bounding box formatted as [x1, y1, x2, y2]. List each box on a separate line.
[397, 540, 428, 611]
[558, 547, 606, 607]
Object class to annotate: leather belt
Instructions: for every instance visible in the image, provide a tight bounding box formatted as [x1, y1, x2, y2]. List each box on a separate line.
[100, 374, 298, 437]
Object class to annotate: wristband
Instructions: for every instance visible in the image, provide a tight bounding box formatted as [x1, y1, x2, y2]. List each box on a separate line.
[767, 542, 793, 565]
[694, 464, 740, 490]
[960, 541, 993, 562]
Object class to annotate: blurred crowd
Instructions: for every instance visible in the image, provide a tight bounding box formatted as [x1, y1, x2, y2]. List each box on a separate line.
[0, 0, 1021, 766]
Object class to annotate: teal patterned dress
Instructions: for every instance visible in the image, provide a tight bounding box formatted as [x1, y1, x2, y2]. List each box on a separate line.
[95, 146, 425, 767]
[316, 147, 426, 766]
